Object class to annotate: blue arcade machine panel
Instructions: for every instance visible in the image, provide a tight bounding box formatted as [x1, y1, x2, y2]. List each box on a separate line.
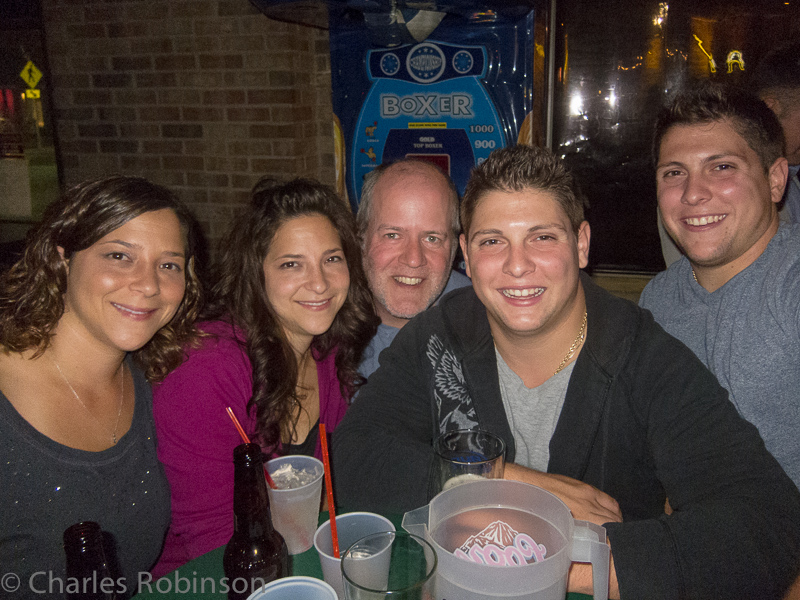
[330, 8, 537, 209]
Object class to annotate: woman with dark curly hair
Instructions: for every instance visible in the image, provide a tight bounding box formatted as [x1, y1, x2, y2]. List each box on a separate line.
[152, 177, 378, 575]
[0, 175, 202, 596]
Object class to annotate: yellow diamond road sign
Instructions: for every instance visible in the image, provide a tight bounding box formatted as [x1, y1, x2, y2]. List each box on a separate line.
[20, 61, 42, 89]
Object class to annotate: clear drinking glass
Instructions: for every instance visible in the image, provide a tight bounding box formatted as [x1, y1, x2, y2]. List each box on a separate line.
[341, 531, 437, 600]
[428, 429, 505, 499]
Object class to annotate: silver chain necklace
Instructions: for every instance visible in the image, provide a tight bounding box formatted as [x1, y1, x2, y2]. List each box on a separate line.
[51, 357, 125, 445]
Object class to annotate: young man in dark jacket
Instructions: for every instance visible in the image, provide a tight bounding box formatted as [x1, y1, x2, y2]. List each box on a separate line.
[333, 144, 800, 600]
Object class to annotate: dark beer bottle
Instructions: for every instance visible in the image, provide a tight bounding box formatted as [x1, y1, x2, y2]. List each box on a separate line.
[223, 443, 288, 600]
[63, 521, 116, 600]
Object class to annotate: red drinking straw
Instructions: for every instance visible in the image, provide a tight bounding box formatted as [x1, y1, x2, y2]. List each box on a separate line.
[226, 406, 278, 490]
[319, 423, 340, 558]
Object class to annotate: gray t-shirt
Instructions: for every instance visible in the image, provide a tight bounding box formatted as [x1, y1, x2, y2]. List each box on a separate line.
[640, 223, 800, 488]
[496, 349, 574, 471]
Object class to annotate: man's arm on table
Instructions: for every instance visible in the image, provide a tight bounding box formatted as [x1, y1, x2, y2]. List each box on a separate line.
[504, 463, 622, 525]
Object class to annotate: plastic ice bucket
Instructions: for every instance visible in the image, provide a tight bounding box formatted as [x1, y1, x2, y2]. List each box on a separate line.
[402, 479, 609, 600]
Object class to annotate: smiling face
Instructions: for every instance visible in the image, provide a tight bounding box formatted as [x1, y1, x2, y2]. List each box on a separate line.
[262, 214, 350, 353]
[59, 209, 187, 355]
[362, 166, 455, 328]
[656, 120, 787, 281]
[460, 188, 589, 344]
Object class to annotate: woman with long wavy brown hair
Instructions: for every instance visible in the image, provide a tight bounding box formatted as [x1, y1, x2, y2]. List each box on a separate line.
[152, 177, 378, 576]
[0, 176, 202, 596]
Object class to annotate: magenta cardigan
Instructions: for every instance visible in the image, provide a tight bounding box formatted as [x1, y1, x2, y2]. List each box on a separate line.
[151, 320, 348, 577]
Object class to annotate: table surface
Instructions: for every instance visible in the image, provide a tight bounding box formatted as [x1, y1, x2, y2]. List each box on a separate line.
[132, 512, 592, 599]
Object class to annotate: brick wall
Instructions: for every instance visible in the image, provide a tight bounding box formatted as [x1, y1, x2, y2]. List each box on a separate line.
[40, 0, 335, 248]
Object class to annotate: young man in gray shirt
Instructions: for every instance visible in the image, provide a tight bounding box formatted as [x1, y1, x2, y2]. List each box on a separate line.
[640, 83, 800, 489]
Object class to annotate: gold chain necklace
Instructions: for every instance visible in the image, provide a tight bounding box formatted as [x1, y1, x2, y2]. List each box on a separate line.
[553, 311, 588, 376]
[51, 357, 125, 445]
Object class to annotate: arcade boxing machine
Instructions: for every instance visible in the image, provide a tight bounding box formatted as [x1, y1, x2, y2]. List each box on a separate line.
[250, 0, 547, 211]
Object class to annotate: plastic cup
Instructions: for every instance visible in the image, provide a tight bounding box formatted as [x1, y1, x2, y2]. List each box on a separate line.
[246, 576, 337, 600]
[341, 531, 437, 600]
[266, 455, 324, 555]
[314, 512, 396, 599]
[428, 429, 505, 499]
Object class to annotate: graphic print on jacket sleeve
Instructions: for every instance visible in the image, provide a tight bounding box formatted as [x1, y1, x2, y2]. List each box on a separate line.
[426, 334, 479, 432]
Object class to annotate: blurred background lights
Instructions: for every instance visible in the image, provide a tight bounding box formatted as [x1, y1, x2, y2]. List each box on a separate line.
[569, 91, 583, 116]
[653, 3, 669, 27]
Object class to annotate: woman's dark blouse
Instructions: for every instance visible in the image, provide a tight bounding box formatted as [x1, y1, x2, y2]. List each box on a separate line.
[0, 360, 170, 599]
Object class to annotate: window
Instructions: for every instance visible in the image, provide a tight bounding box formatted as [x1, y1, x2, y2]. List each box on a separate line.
[1, 0, 60, 268]
[553, 0, 799, 272]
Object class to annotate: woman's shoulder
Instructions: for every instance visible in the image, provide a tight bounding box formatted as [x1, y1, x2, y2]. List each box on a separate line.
[197, 318, 245, 340]
[161, 319, 250, 383]
[187, 319, 247, 356]
[154, 320, 254, 413]
[0, 351, 52, 433]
